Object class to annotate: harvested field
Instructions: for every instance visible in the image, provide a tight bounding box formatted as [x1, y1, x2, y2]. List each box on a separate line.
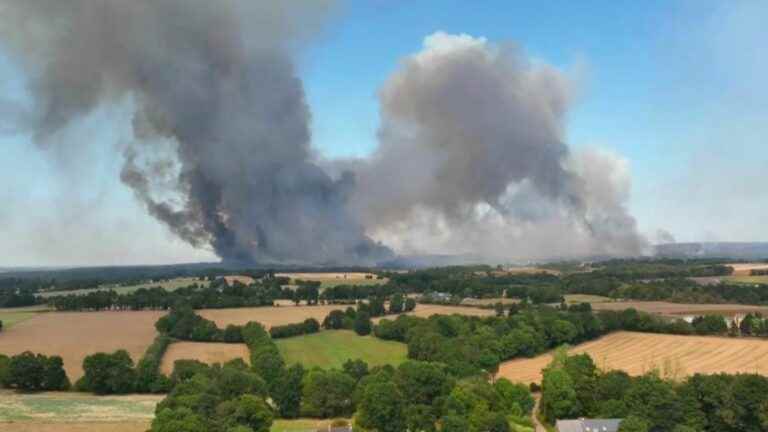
[160, 342, 250, 375]
[224, 275, 256, 285]
[590, 301, 768, 318]
[276, 330, 407, 370]
[0, 390, 161, 423]
[461, 298, 520, 306]
[564, 294, 614, 304]
[276, 272, 385, 288]
[0, 422, 150, 432]
[728, 263, 768, 276]
[200, 304, 494, 329]
[0, 311, 163, 380]
[498, 331, 768, 384]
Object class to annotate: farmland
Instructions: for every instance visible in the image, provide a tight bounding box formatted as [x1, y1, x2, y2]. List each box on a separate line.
[160, 342, 250, 375]
[200, 303, 494, 328]
[38, 277, 207, 298]
[498, 331, 768, 384]
[0, 305, 50, 328]
[276, 272, 385, 288]
[276, 330, 407, 370]
[590, 300, 768, 318]
[0, 311, 163, 380]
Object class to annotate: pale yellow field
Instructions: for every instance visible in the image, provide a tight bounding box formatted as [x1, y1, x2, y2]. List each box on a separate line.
[160, 342, 250, 375]
[591, 301, 768, 317]
[200, 304, 494, 329]
[224, 275, 256, 285]
[498, 331, 768, 384]
[0, 311, 163, 380]
[728, 263, 768, 276]
[276, 272, 377, 281]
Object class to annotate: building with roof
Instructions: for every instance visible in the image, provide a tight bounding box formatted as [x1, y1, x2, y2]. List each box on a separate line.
[555, 418, 622, 432]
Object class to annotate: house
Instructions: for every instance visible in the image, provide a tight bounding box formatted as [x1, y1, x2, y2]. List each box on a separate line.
[556, 418, 622, 432]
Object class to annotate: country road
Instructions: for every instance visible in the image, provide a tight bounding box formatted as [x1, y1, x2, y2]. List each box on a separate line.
[533, 393, 546, 432]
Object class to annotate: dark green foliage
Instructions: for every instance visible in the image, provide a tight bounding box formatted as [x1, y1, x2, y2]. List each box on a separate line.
[322, 309, 346, 329]
[618, 416, 650, 432]
[692, 315, 728, 335]
[155, 305, 239, 342]
[3, 351, 70, 391]
[354, 310, 372, 336]
[79, 350, 137, 394]
[357, 381, 406, 432]
[342, 358, 369, 382]
[300, 369, 356, 418]
[0, 354, 9, 386]
[272, 364, 304, 418]
[389, 293, 405, 314]
[404, 297, 417, 312]
[269, 318, 320, 339]
[135, 334, 173, 393]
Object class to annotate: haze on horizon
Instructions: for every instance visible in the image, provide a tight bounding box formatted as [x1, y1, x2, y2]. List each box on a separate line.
[0, 0, 765, 267]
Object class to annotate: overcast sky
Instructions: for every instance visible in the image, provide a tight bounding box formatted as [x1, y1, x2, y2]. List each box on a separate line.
[1, 0, 766, 266]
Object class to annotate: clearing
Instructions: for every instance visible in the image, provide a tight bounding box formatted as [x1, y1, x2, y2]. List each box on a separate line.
[498, 331, 768, 384]
[200, 304, 494, 329]
[590, 301, 768, 318]
[160, 342, 250, 375]
[38, 277, 206, 298]
[0, 311, 163, 380]
[276, 330, 407, 370]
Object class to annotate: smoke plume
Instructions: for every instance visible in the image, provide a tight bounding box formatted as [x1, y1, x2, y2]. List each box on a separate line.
[0, 0, 391, 264]
[345, 33, 646, 260]
[0, 3, 645, 265]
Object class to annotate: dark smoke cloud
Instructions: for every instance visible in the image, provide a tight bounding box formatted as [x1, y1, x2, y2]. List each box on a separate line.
[346, 33, 646, 260]
[0, 0, 391, 264]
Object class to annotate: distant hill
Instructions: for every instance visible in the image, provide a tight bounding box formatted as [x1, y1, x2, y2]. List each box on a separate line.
[655, 242, 768, 259]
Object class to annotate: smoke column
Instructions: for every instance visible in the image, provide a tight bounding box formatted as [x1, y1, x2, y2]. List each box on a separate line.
[0, 0, 391, 264]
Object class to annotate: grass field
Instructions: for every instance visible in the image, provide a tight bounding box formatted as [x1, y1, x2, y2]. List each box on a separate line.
[498, 331, 768, 384]
[564, 294, 614, 304]
[276, 330, 407, 370]
[38, 277, 207, 298]
[724, 275, 768, 285]
[271, 418, 352, 431]
[0, 418, 351, 432]
[276, 272, 385, 288]
[0, 390, 161, 423]
[160, 342, 250, 375]
[0, 311, 163, 380]
[200, 304, 494, 329]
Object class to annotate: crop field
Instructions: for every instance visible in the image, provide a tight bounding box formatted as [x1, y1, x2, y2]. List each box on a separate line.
[200, 304, 494, 329]
[725, 275, 768, 285]
[0, 311, 163, 380]
[498, 331, 768, 384]
[728, 263, 768, 276]
[276, 330, 407, 370]
[0, 306, 50, 328]
[276, 272, 385, 288]
[564, 294, 614, 304]
[223, 275, 256, 285]
[160, 342, 250, 375]
[38, 277, 206, 298]
[590, 301, 768, 318]
[461, 298, 520, 306]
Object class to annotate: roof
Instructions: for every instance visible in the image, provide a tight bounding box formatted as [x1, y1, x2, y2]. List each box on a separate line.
[555, 419, 623, 432]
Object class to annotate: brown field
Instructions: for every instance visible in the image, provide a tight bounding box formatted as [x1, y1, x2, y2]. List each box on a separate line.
[200, 304, 494, 328]
[498, 331, 768, 384]
[160, 342, 250, 375]
[0, 311, 163, 380]
[590, 301, 768, 318]
[0, 422, 150, 432]
[224, 275, 256, 285]
[728, 263, 768, 276]
[276, 272, 377, 281]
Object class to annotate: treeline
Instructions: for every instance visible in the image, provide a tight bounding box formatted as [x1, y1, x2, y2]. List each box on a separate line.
[374, 304, 738, 377]
[155, 305, 245, 343]
[47, 280, 279, 311]
[541, 350, 768, 432]
[0, 351, 70, 391]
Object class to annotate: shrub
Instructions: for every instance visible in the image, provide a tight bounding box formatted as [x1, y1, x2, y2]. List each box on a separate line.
[79, 350, 136, 394]
[4, 351, 70, 391]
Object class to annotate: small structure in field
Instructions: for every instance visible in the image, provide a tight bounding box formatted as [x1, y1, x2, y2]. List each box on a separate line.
[556, 418, 622, 432]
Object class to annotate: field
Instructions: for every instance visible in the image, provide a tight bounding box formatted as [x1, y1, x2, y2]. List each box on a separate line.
[461, 298, 520, 306]
[38, 277, 206, 298]
[725, 275, 768, 285]
[563, 294, 614, 304]
[590, 301, 768, 318]
[200, 304, 494, 329]
[728, 262, 768, 276]
[0, 305, 51, 328]
[160, 342, 250, 375]
[0, 311, 163, 380]
[276, 330, 407, 370]
[498, 331, 768, 384]
[276, 272, 385, 288]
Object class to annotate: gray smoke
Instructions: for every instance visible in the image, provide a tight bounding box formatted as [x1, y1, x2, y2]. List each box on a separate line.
[0, 0, 392, 264]
[346, 33, 646, 260]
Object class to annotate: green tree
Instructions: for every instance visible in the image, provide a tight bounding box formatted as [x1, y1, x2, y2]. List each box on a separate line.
[322, 310, 345, 329]
[441, 414, 470, 432]
[618, 416, 650, 432]
[342, 359, 369, 382]
[301, 369, 356, 418]
[354, 311, 373, 336]
[357, 381, 406, 432]
[80, 350, 136, 394]
[273, 364, 304, 418]
[151, 407, 207, 432]
[493, 378, 534, 415]
[42, 355, 70, 391]
[404, 298, 417, 312]
[389, 293, 405, 314]
[541, 368, 578, 422]
[231, 394, 273, 432]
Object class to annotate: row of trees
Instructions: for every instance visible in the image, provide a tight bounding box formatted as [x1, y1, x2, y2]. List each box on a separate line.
[0, 351, 70, 391]
[541, 350, 768, 432]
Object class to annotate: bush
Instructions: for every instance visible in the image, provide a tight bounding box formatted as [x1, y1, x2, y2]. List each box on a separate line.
[4, 351, 70, 391]
[135, 334, 173, 393]
[354, 311, 373, 336]
[269, 319, 321, 339]
[78, 350, 136, 394]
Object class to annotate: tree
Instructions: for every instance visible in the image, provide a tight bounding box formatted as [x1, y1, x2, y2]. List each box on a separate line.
[231, 395, 273, 432]
[624, 373, 682, 431]
[322, 310, 345, 329]
[493, 378, 534, 415]
[389, 293, 405, 314]
[441, 414, 470, 432]
[342, 359, 369, 382]
[272, 364, 304, 418]
[618, 416, 649, 432]
[394, 361, 452, 407]
[357, 381, 406, 432]
[0, 354, 10, 386]
[354, 311, 373, 336]
[80, 350, 136, 394]
[43, 355, 70, 391]
[5, 351, 68, 391]
[151, 407, 207, 432]
[541, 368, 578, 422]
[301, 369, 356, 418]
[404, 298, 417, 312]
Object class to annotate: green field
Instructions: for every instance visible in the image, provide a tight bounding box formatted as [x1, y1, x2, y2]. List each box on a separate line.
[724, 275, 768, 285]
[271, 418, 353, 432]
[276, 330, 407, 370]
[0, 306, 50, 328]
[0, 391, 161, 422]
[319, 278, 384, 288]
[38, 277, 208, 298]
[564, 294, 614, 304]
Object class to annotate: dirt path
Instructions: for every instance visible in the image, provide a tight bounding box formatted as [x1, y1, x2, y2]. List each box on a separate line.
[533, 393, 546, 432]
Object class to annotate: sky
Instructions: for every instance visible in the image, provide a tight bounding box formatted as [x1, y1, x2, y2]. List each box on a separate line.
[1, 0, 766, 266]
